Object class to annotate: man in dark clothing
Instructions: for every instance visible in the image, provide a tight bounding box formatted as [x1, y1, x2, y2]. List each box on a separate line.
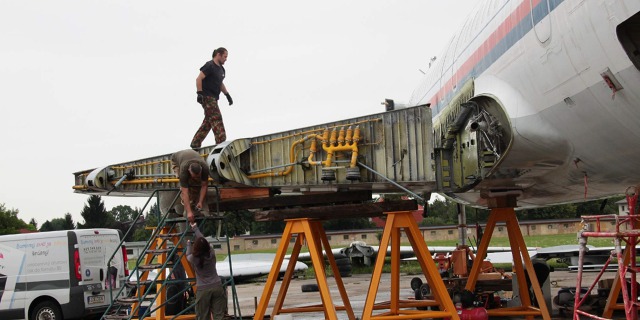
[191, 47, 233, 149]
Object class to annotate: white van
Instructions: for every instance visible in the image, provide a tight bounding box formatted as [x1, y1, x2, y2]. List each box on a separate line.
[0, 229, 129, 320]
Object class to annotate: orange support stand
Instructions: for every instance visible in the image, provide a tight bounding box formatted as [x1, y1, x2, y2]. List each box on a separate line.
[253, 218, 356, 320]
[361, 211, 459, 320]
[464, 205, 550, 320]
[602, 245, 637, 318]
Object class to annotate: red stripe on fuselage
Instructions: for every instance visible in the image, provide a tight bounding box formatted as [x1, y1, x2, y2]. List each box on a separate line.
[429, 0, 541, 107]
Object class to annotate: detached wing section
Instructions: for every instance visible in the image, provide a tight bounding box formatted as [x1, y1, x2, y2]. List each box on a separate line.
[73, 105, 436, 196]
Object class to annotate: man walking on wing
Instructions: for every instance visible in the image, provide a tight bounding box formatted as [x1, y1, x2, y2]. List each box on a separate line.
[191, 47, 233, 149]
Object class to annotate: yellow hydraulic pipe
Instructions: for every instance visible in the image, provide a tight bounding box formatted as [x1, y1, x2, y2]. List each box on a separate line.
[323, 129, 339, 167]
[349, 126, 360, 168]
[337, 127, 345, 145]
[345, 126, 353, 143]
[329, 128, 337, 146]
[248, 134, 322, 179]
[321, 143, 359, 167]
[248, 126, 360, 179]
[308, 139, 323, 166]
[308, 128, 330, 166]
[321, 126, 360, 168]
[321, 128, 329, 148]
[353, 125, 360, 143]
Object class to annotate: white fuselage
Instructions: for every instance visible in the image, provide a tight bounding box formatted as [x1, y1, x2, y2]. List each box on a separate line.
[410, 0, 640, 207]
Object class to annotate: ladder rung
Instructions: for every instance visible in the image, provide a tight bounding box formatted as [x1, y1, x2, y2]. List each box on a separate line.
[117, 296, 155, 304]
[103, 315, 131, 320]
[126, 280, 153, 287]
[126, 278, 196, 287]
[165, 216, 223, 223]
[144, 248, 182, 254]
[158, 233, 191, 238]
[138, 263, 174, 270]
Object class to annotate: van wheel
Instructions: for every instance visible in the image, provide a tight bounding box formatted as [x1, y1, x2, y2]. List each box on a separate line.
[30, 300, 62, 320]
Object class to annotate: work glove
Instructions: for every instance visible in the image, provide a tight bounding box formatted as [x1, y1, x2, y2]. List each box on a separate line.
[225, 93, 233, 106]
[197, 91, 204, 106]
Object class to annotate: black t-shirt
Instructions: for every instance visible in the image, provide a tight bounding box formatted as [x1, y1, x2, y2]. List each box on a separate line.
[200, 60, 225, 99]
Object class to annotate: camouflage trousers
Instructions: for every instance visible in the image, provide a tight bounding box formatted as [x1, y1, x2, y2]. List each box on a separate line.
[191, 96, 226, 148]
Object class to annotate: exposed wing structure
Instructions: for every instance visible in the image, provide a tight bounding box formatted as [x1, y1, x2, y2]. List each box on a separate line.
[73, 106, 436, 198]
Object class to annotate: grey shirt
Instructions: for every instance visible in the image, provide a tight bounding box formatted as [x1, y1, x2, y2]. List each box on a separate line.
[186, 226, 222, 290]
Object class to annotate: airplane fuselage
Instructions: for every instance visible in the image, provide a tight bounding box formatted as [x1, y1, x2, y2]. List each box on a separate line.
[409, 0, 640, 207]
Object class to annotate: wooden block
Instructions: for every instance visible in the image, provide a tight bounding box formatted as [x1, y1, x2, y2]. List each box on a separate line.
[477, 272, 503, 280]
[218, 187, 271, 200]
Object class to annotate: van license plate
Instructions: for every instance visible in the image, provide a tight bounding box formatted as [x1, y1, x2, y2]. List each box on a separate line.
[88, 295, 105, 304]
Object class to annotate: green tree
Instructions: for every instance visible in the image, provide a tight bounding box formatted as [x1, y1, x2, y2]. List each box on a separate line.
[39, 213, 75, 232]
[148, 203, 161, 219]
[222, 210, 254, 236]
[49, 218, 68, 230]
[39, 221, 54, 232]
[63, 213, 76, 229]
[421, 198, 458, 226]
[323, 218, 374, 231]
[421, 216, 447, 226]
[108, 205, 143, 242]
[109, 205, 139, 222]
[519, 203, 577, 220]
[574, 196, 624, 216]
[0, 204, 33, 235]
[78, 195, 115, 229]
[29, 218, 37, 229]
[251, 220, 286, 235]
[132, 212, 158, 241]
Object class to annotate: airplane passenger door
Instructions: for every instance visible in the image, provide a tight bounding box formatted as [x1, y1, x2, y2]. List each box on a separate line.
[531, 0, 551, 44]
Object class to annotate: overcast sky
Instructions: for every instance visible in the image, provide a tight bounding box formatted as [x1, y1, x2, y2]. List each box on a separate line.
[0, 1, 476, 227]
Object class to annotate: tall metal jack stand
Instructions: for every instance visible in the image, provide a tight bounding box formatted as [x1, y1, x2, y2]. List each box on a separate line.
[464, 195, 550, 320]
[362, 211, 459, 320]
[253, 218, 356, 320]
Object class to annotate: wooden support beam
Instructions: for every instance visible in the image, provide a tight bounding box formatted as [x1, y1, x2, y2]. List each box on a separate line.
[217, 187, 272, 200]
[213, 190, 373, 211]
[254, 200, 418, 221]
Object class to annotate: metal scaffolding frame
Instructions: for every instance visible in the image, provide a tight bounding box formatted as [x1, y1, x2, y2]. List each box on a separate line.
[574, 187, 640, 320]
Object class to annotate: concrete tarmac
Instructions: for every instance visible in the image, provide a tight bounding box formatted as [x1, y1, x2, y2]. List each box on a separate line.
[228, 269, 618, 319]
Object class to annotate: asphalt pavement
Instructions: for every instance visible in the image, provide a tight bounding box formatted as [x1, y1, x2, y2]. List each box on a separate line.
[228, 269, 618, 319]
